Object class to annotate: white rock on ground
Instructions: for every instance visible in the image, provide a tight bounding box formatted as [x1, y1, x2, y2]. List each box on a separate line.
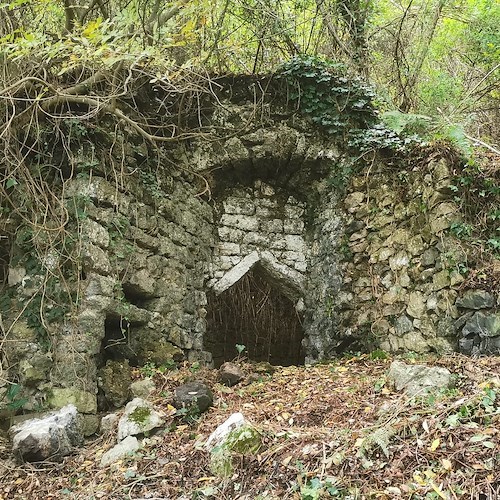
[205, 412, 247, 451]
[387, 361, 453, 397]
[117, 398, 164, 441]
[9, 404, 83, 462]
[100, 436, 140, 467]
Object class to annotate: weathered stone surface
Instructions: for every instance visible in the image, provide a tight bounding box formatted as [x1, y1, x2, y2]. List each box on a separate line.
[394, 315, 413, 336]
[117, 398, 165, 441]
[219, 362, 245, 387]
[130, 378, 156, 399]
[455, 290, 495, 310]
[205, 412, 247, 451]
[10, 405, 83, 462]
[407, 292, 426, 319]
[174, 381, 213, 413]
[462, 312, 500, 338]
[387, 361, 453, 396]
[98, 360, 132, 408]
[100, 413, 119, 434]
[48, 388, 97, 414]
[100, 436, 140, 467]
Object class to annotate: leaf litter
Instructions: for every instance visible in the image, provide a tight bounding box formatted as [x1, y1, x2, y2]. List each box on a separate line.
[0, 353, 498, 499]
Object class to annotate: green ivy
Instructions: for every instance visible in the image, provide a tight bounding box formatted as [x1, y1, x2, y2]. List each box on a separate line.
[279, 55, 378, 135]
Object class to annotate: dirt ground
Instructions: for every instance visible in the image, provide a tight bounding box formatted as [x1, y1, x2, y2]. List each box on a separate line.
[0, 353, 499, 499]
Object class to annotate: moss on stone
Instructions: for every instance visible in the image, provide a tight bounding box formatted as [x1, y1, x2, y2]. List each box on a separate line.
[129, 406, 151, 425]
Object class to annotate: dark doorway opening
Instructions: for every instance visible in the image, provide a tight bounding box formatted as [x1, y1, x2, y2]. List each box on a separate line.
[206, 266, 305, 367]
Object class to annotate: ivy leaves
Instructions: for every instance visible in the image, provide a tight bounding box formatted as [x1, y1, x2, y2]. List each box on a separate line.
[278, 55, 378, 135]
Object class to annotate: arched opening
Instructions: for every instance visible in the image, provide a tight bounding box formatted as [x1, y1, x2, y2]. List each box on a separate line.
[205, 264, 305, 367]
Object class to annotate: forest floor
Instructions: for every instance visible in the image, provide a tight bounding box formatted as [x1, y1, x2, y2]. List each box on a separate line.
[0, 353, 499, 499]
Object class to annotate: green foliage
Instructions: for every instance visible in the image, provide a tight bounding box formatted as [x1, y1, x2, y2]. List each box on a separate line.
[299, 477, 343, 499]
[279, 55, 377, 135]
[447, 160, 500, 256]
[3, 383, 28, 411]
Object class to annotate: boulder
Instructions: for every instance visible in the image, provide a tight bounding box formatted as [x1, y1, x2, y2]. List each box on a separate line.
[100, 436, 140, 467]
[462, 312, 500, 338]
[117, 398, 164, 441]
[456, 290, 495, 310]
[10, 405, 83, 462]
[174, 381, 213, 413]
[219, 362, 244, 387]
[130, 378, 156, 399]
[387, 361, 453, 397]
[205, 412, 247, 451]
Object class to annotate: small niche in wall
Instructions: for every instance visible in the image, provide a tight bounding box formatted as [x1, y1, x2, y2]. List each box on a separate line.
[101, 314, 137, 364]
[205, 265, 305, 367]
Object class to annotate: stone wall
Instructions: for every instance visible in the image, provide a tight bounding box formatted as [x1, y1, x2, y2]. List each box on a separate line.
[336, 158, 499, 354]
[1, 89, 498, 421]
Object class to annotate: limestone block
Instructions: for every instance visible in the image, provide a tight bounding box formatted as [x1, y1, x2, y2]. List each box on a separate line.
[98, 360, 132, 408]
[84, 274, 115, 298]
[260, 219, 284, 233]
[266, 237, 286, 250]
[219, 362, 245, 387]
[394, 315, 413, 336]
[285, 235, 305, 253]
[205, 412, 247, 451]
[218, 226, 244, 242]
[173, 381, 213, 413]
[432, 270, 450, 291]
[10, 405, 83, 462]
[129, 226, 159, 251]
[295, 261, 307, 272]
[456, 290, 495, 310]
[83, 219, 109, 248]
[213, 252, 260, 295]
[218, 242, 240, 255]
[224, 137, 250, 164]
[421, 247, 438, 267]
[349, 229, 367, 242]
[100, 413, 119, 434]
[344, 192, 365, 212]
[386, 228, 411, 247]
[255, 206, 272, 217]
[220, 214, 259, 231]
[382, 287, 406, 305]
[100, 436, 140, 467]
[117, 398, 165, 441]
[389, 252, 410, 271]
[283, 219, 305, 235]
[223, 197, 255, 216]
[82, 242, 111, 274]
[285, 205, 305, 218]
[407, 292, 426, 319]
[350, 241, 369, 254]
[282, 251, 306, 263]
[8, 266, 26, 286]
[387, 361, 453, 396]
[462, 312, 500, 338]
[48, 388, 97, 414]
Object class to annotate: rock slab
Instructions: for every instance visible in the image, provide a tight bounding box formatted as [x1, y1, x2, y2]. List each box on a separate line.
[219, 362, 245, 387]
[387, 361, 453, 397]
[100, 436, 139, 467]
[10, 405, 83, 462]
[117, 398, 165, 441]
[205, 412, 247, 451]
[174, 381, 213, 413]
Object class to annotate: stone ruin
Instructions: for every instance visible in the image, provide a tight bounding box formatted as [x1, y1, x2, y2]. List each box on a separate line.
[0, 77, 498, 425]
